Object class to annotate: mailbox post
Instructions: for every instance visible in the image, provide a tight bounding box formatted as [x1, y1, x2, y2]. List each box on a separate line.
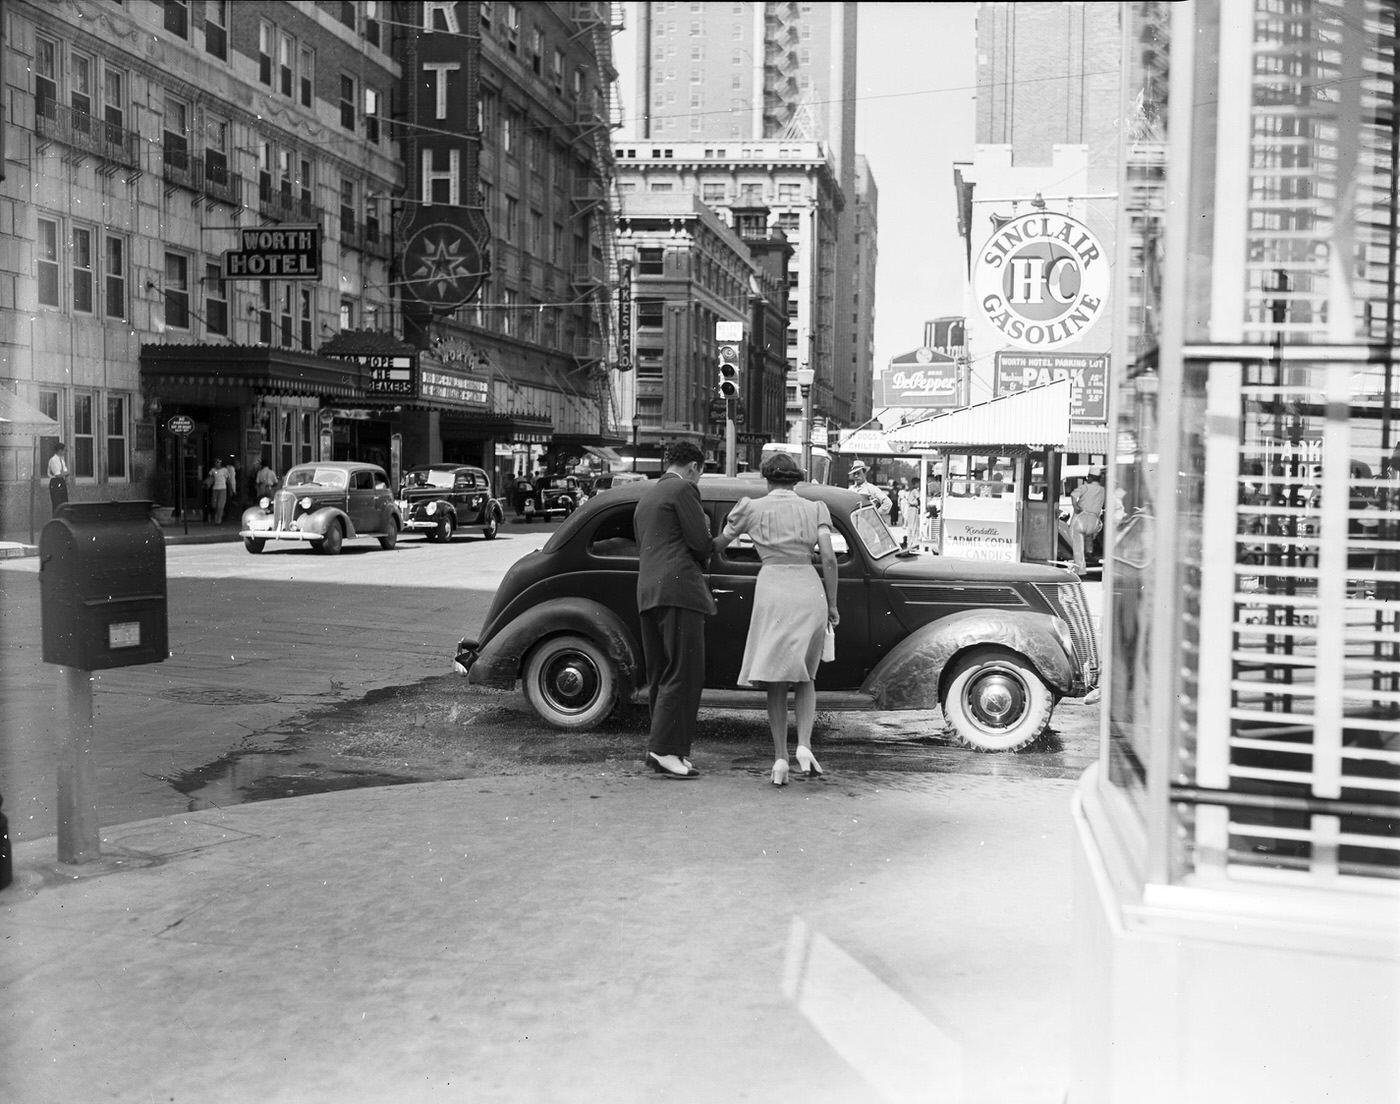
[40, 501, 168, 863]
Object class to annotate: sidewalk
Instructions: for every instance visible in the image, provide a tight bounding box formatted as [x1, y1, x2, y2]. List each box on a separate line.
[1, 769, 1080, 1104]
[1, 515, 243, 558]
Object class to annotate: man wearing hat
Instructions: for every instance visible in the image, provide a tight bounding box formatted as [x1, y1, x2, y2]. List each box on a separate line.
[848, 460, 890, 517]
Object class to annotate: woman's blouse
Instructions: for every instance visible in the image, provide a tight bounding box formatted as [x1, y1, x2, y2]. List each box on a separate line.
[721, 488, 832, 565]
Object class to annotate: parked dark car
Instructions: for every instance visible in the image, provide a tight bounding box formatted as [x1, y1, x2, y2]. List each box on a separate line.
[397, 465, 504, 542]
[534, 475, 583, 518]
[239, 461, 402, 555]
[455, 477, 1099, 752]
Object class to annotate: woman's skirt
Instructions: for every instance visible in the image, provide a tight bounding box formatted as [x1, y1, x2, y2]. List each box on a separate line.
[737, 563, 826, 686]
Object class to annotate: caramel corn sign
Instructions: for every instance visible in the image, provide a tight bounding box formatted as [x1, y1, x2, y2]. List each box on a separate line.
[974, 211, 1109, 350]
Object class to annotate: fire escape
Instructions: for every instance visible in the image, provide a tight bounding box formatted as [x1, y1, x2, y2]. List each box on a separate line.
[763, 2, 805, 138]
[568, 2, 627, 439]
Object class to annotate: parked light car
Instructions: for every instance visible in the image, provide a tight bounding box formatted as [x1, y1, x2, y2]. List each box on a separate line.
[239, 461, 402, 555]
[397, 465, 504, 542]
[454, 476, 1099, 752]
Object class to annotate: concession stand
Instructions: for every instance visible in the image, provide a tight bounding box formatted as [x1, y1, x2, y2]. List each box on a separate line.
[885, 378, 1073, 563]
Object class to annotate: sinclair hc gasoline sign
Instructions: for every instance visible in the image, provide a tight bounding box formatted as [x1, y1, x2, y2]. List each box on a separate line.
[974, 211, 1108, 350]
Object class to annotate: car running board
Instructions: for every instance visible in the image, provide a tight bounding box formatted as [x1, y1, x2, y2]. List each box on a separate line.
[633, 689, 882, 710]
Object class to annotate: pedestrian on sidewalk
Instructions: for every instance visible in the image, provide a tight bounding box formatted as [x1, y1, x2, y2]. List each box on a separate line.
[255, 460, 278, 501]
[210, 457, 234, 524]
[1069, 469, 1106, 574]
[712, 450, 839, 785]
[46, 442, 69, 512]
[634, 440, 714, 779]
[201, 466, 214, 522]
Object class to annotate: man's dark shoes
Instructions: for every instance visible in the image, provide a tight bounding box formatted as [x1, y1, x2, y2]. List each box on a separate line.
[646, 752, 699, 778]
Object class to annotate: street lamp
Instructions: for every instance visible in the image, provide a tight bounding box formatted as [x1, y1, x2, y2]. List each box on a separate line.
[796, 366, 815, 479]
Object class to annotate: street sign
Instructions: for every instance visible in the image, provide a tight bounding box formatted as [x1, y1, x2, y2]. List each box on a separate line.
[167, 415, 194, 435]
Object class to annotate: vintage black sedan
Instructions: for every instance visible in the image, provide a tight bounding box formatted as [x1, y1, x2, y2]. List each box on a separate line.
[455, 477, 1099, 752]
[397, 465, 504, 541]
[239, 461, 402, 555]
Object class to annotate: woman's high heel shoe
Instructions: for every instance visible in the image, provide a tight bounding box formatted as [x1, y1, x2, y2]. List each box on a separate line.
[795, 747, 823, 777]
[771, 759, 789, 786]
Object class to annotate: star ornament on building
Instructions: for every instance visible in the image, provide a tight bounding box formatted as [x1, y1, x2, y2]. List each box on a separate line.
[401, 221, 486, 309]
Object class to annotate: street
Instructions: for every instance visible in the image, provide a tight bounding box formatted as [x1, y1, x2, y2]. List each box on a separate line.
[1, 524, 1100, 845]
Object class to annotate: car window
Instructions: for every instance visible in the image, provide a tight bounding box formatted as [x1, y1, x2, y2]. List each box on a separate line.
[422, 470, 455, 489]
[373, 474, 389, 490]
[851, 504, 899, 559]
[353, 471, 374, 491]
[287, 467, 348, 489]
[587, 508, 638, 559]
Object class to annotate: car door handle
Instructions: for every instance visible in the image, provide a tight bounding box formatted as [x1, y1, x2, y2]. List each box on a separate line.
[712, 588, 735, 595]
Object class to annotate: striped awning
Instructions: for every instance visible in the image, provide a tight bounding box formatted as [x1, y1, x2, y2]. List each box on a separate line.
[887, 379, 1072, 451]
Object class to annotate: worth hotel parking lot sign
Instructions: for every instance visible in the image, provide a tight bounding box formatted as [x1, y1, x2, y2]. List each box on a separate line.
[221, 225, 322, 279]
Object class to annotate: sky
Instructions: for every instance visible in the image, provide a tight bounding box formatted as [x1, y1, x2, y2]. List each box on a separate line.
[613, 1, 979, 382]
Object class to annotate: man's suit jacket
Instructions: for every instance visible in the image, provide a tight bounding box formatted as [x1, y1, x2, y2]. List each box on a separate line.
[634, 473, 717, 615]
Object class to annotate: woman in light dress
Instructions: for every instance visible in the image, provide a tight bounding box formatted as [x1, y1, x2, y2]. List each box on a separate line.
[712, 451, 840, 785]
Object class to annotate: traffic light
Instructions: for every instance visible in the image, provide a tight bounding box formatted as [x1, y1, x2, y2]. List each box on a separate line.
[716, 322, 745, 399]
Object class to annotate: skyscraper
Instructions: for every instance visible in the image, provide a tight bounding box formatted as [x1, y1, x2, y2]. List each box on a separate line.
[627, 1, 869, 435]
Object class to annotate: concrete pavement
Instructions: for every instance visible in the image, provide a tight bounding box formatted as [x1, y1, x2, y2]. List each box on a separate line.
[2, 767, 1080, 1104]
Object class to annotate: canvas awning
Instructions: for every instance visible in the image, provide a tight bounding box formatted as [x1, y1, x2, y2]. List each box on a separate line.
[887, 379, 1072, 451]
[0, 389, 61, 436]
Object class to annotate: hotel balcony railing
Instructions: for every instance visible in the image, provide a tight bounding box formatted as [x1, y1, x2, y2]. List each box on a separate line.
[35, 99, 139, 170]
[259, 186, 320, 224]
[339, 220, 390, 258]
[197, 157, 243, 207]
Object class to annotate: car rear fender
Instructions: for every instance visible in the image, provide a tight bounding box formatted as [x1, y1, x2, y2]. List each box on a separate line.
[467, 598, 641, 694]
[861, 609, 1076, 709]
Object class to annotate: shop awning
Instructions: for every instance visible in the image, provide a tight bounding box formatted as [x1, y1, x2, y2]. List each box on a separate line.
[552, 431, 630, 450]
[0, 389, 61, 436]
[887, 379, 1072, 451]
[1067, 426, 1111, 454]
[582, 445, 624, 464]
[835, 427, 914, 456]
[141, 343, 365, 398]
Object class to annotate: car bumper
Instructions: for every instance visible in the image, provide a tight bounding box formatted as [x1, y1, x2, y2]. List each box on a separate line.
[453, 638, 480, 675]
[402, 518, 440, 532]
[239, 527, 321, 542]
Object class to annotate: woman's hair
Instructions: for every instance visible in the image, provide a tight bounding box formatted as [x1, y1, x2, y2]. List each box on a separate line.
[760, 451, 804, 484]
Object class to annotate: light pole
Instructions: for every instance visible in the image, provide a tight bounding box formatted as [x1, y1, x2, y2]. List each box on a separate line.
[796, 366, 815, 479]
[632, 412, 641, 470]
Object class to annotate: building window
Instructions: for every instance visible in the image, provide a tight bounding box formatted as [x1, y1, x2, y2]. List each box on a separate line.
[501, 288, 516, 335]
[298, 157, 313, 211]
[300, 289, 313, 349]
[73, 394, 95, 478]
[365, 0, 382, 48]
[163, 94, 189, 172]
[364, 87, 381, 144]
[300, 412, 313, 463]
[163, 0, 189, 39]
[502, 110, 517, 154]
[366, 195, 381, 245]
[163, 253, 190, 329]
[37, 218, 60, 307]
[38, 390, 61, 460]
[639, 247, 663, 275]
[505, 4, 521, 52]
[702, 183, 726, 203]
[530, 27, 544, 74]
[258, 23, 273, 86]
[504, 197, 518, 242]
[340, 75, 356, 131]
[70, 50, 93, 121]
[106, 396, 128, 480]
[339, 2, 356, 29]
[636, 298, 665, 328]
[258, 284, 273, 344]
[205, 263, 227, 335]
[340, 178, 356, 236]
[551, 48, 565, 95]
[281, 411, 294, 474]
[300, 47, 314, 107]
[279, 285, 294, 347]
[205, 0, 228, 60]
[777, 183, 801, 202]
[34, 36, 57, 111]
[71, 226, 94, 313]
[339, 298, 354, 329]
[529, 210, 543, 253]
[278, 32, 295, 97]
[105, 235, 126, 319]
[480, 1, 492, 31]
[103, 67, 125, 130]
[572, 67, 584, 101]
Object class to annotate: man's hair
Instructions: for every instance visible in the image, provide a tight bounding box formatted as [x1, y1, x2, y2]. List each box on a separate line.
[664, 440, 705, 468]
[54, 442, 66, 451]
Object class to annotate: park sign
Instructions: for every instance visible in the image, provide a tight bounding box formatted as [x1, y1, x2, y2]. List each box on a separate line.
[221, 225, 322, 280]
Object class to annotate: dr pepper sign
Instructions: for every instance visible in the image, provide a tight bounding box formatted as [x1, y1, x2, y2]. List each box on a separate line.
[974, 211, 1109, 350]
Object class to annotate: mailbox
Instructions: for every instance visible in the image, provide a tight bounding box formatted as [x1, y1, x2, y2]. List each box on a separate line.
[40, 501, 168, 670]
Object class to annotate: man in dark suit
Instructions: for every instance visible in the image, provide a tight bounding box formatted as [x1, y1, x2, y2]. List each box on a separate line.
[634, 440, 715, 778]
